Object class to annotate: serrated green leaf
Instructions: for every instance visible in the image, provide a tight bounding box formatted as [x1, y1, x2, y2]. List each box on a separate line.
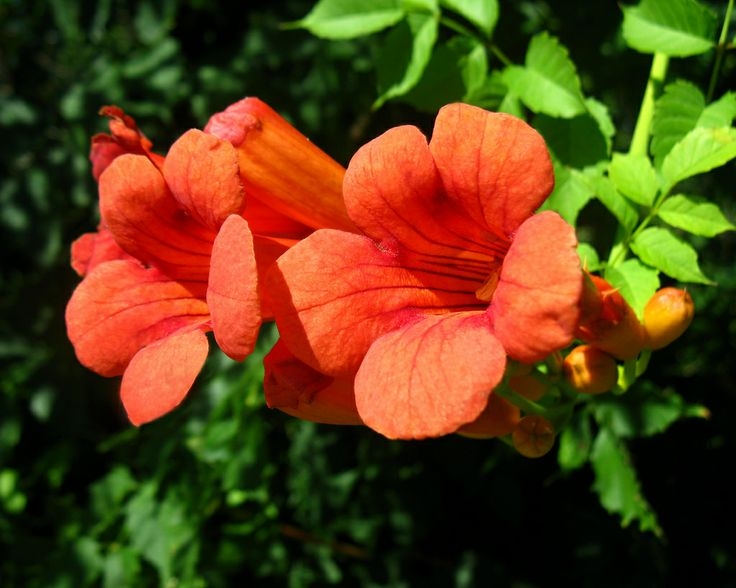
[658, 194, 736, 237]
[698, 92, 736, 128]
[590, 175, 639, 231]
[540, 166, 593, 225]
[577, 242, 601, 272]
[439, 0, 498, 37]
[498, 92, 524, 119]
[631, 227, 713, 284]
[651, 80, 705, 166]
[609, 152, 660, 206]
[558, 410, 593, 471]
[375, 13, 439, 107]
[590, 429, 662, 535]
[605, 258, 660, 318]
[662, 126, 736, 191]
[503, 33, 586, 118]
[586, 97, 616, 153]
[622, 0, 716, 57]
[296, 0, 405, 39]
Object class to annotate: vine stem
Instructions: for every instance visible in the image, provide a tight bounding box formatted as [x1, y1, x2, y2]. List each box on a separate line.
[439, 15, 512, 66]
[707, 0, 734, 102]
[629, 52, 669, 157]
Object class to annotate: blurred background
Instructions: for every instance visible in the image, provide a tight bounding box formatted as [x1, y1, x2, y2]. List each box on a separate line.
[1, 0, 735, 585]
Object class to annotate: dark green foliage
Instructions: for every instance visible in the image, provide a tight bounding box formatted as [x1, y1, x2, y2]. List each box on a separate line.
[2, 0, 736, 586]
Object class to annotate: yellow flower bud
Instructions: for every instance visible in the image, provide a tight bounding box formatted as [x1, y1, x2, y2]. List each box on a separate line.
[643, 288, 694, 350]
[563, 345, 618, 395]
[512, 415, 555, 458]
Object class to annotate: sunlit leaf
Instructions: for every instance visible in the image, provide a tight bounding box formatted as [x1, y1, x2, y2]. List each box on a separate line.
[540, 166, 593, 225]
[440, 0, 498, 37]
[661, 126, 736, 191]
[651, 80, 705, 166]
[590, 175, 639, 232]
[658, 194, 736, 237]
[605, 258, 660, 318]
[698, 92, 736, 128]
[296, 0, 405, 39]
[577, 242, 602, 272]
[622, 0, 716, 56]
[503, 33, 586, 118]
[609, 152, 660, 206]
[631, 227, 713, 284]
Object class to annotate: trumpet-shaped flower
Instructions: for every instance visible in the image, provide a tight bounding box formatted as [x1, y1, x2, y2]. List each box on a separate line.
[67, 99, 349, 424]
[268, 104, 583, 439]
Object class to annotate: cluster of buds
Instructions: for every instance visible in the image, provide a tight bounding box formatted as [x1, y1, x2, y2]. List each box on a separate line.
[563, 274, 694, 397]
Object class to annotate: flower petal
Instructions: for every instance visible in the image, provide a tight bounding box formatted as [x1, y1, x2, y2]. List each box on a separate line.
[207, 215, 261, 361]
[66, 260, 209, 376]
[264, 340, 361, 425]
[205, 97, 355, 232]
[355, 312, 506, 439]
[71, 226, 134, 277]
[163, 130, 245, 230]
[344, 124, 502, 286]
[99, 154, 216, 280]
[429, 103, 555, 239]
[121, 329, 209, 425]
[492, 211, 582, 362]
[268, 229, 485, 378]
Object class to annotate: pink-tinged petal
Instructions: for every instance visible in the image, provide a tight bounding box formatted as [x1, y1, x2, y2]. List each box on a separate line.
[121, 329, 209, 425]
[205, 97, 355, 232]
[429, 103, 554, 239]
[457, 393, 520, 439]
[344, 125, 504, 284]
[264, 340, 362, 425]
[355, 312, 505, 439]
[207, 215, 261, 361]
[492, 211, 582, 362]
[163, 130, 245, 230]
[71, 226, 135, 277]
[268, 229, 485, 378]
[66, 260, 209, 376]
[99, 154, 216, 280]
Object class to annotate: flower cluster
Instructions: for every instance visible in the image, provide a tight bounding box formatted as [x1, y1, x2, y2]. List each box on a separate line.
[67, 100, 693, 445]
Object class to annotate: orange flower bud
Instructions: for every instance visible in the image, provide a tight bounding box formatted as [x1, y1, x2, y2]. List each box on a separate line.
[576, 274, 645, 360]
[643, 288, 694, 350]
[563, 345, 618, 395]
[458, 393, 520, 439]
[512, 415, 555, 458]
[509, 374, 548, 402]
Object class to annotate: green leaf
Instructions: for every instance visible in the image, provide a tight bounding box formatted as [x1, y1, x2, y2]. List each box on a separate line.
[590, 429, 662, 535]
[605, 258, 660, 319]
[498, 92, 524, 119]
[503, 33, 586, 118]
[622, 0, 716, 57]
[651, 80, 705, 166]
[698, 92, 736, 128]
[609, 152, 660, 206]
[540, 166, 593, 225]
[558, 410, 593, 471]
[439, 0, 498, 37]
[586, 97, 616, 154]
[590, 175, 639, 232]
[631, 227, 713, 284]
[296, 0, 405, 39]
[658, 194, 736, 237]
[375, 13, 439, 108]
[661, 126, 736, 192]
[577, 242, 602, 272]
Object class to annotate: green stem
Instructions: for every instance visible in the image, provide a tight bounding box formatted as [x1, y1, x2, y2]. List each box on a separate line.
[629, 53, 669, 157]
[439, 15, 512, 67]
[494, 385, 548, 416]
[707, 0, 734, 102]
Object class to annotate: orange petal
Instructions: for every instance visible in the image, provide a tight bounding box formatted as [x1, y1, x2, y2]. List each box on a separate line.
[163, 130, 245, 230]
[457, 393, 520, 439]
[205, 97, 355, 232]
[268, 229, 484, 378]
[492, 211, 582, 362]
[429, 103, 554, 239]
[264, 340, 362, 425]
[243, 195, 312, 241]
[207, 215, 261, 361]
[121, 328, 209, 425]
[99, 154, 216, 280]
[344, 124, 503, 288]
[71, 226, 134, 277]
[354, 312, 505, 439]
[66, 260, 209, 376]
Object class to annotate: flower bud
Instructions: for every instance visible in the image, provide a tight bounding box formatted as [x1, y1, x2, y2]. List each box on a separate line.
[512, 415, 555, 458]
[643, 288, 694, 350]
[563, 345, 618, 395]
[576, 274, 645, 360]
[509, 374, 548, 402]
[458, 393, 520, 439]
